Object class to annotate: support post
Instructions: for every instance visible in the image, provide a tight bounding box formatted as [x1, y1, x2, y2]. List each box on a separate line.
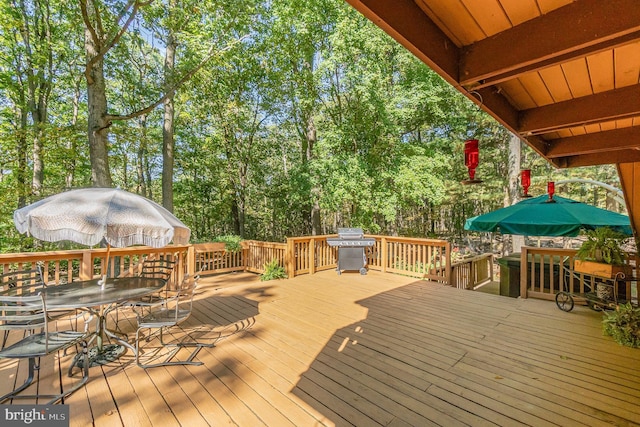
[445, 241, 452, 286]
[187, 245, 195, 277]
[309, 238, 316, 275]
[286, 238, 296, 279]
[80, 250, 92, 280]
[381, 237, 387, 273]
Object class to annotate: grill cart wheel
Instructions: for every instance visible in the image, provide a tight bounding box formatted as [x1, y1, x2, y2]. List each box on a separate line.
[359, 268, 367, 275]
[555, 291, 574, 312]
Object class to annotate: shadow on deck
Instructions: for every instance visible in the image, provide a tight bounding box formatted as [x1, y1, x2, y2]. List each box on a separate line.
[0, 270, 638, 426]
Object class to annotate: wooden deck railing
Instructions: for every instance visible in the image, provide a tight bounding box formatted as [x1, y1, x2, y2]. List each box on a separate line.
[450, 253, 494, 290]
[0, 245, 191, 286]
[0, 235, 450, 286]
[285, 235, 450, 283]
[8, 240, 638, 305]
[519, 246, 639, 304]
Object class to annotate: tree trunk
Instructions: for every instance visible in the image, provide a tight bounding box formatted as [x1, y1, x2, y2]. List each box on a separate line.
[307, 118, 321, 235]
[85, 26, 112, 187]
[66, 79, 81, 189]
[137, 115, 148, 196]
[17, 106, 29, 208]
[18, 0, 52, 196]
[31, 117, 45, 196]
[162, 28, 177, 212]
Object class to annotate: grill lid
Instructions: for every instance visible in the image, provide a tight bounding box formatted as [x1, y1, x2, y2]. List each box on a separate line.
[337, 227, 364, 239]
[327, 228, 375, 247]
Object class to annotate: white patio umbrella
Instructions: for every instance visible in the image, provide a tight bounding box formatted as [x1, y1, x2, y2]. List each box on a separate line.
[13, 187, 191, 282]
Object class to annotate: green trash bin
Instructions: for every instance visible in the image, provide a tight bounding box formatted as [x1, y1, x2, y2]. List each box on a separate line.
[498, 253, 561, 298]
[497, 254, 522, 298]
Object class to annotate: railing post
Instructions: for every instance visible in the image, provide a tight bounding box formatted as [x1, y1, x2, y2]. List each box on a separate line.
[187, 245, 195, 277]
[445, 241, 452, 286]
[520, 248, 528, 298]
[80, 249, 92, 280]
[489, 254, 494, 282]
[243, 242, 250, 272]
[286, 238, 295, 279]
[381, 237, 387, 273]
[309, 238, 316, 275]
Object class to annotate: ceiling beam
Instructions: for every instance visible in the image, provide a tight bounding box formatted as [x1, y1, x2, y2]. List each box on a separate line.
[546, 127, 640, 158]
[344, 0, 459, 88]
[518, 85, 640, 135]
[460, 0, 640, 88]
[557, 150, 640, 168]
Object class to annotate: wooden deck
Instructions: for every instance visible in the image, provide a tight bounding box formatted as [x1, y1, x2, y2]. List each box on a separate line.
[2, 270, 639, 426]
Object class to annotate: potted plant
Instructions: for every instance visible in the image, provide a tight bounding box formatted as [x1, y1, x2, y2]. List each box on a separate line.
[574, 227, 629, 278]
[602, 302, 640, 348]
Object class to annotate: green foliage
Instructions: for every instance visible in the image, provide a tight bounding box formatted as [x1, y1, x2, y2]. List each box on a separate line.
[602, 303, 640, 348]
[575, 227, 628, 265]
[213, 235, 243, 253]
[260, 259, 287, 281]
[0, 0, 629, 250]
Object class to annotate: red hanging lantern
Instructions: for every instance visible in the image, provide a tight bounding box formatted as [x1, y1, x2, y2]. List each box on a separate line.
[521, 169, 532, 197]
[547, 181, 555, 202]
[462, 139, 482, 184]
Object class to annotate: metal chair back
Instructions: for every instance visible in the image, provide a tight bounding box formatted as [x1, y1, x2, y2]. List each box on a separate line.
[140, 257, 176, 283]
[0, 293, 89, 404]
[0, 267, 45, 296]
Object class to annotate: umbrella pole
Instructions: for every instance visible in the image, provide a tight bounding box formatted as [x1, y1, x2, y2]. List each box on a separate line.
[100, 244, 112, 286]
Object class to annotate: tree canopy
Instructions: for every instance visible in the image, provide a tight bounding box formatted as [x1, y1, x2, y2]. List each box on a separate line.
[0, 0, 620, 253]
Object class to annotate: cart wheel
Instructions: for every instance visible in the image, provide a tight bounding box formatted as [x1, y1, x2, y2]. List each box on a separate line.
[359, 268, 367, 275]
[336, 270, 341, 275]
[555, 292, 574, 312]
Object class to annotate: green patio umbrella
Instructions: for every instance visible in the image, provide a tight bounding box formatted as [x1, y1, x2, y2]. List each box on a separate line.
[464, 195, 632, 237]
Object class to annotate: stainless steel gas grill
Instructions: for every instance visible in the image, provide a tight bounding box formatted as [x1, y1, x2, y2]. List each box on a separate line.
[326, 228, 376, 275]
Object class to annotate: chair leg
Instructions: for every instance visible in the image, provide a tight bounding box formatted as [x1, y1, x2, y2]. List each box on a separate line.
[0, 342, 90, 405]
[0, 357, 37, 403]
[54, 341, 90, 405]
[135, 326, 213, 369]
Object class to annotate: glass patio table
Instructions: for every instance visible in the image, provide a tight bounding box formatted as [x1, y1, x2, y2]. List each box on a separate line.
[40, 276, 166, 367]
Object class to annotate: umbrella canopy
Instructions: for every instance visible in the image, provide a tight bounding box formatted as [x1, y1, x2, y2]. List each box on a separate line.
[464, 195, 632, 237]
[14, 188, 190, 248]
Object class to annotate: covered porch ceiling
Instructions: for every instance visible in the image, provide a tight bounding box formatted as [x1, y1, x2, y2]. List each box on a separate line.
[344, 0, 640, 237]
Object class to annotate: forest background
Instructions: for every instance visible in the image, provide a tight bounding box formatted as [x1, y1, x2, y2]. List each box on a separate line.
[0, 0, 621, 254]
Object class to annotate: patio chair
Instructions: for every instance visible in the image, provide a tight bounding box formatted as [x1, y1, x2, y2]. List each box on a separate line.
[134, 277, 212, 368]
[110, 256, 178, 326]
[0, 267, 81, 348]
[0, 293, 90, 404]
[130, 256, 178, 309]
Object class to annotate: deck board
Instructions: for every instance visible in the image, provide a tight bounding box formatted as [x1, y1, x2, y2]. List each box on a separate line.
[1, 270, 639, 426]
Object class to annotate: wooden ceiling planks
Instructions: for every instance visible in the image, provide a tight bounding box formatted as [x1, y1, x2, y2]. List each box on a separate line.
[413, 0, 477, 46]
[518, 73, 555, 107]
[459, 0, 512, 38]
[560, 58, 592, 98]
[538, 66, 573, 103]
[587, 50, 615, 94]
[614, 42, 640, 87]
[500, 0, 541, 27]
